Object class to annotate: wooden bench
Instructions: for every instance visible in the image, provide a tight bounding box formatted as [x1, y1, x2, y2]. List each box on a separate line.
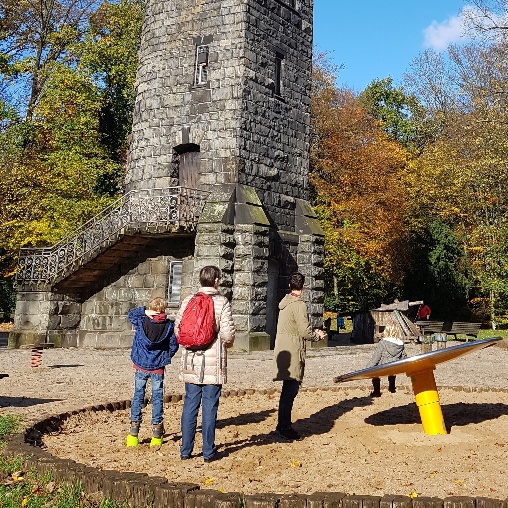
[415, 320, 444, 335]
[447, 322, 482, 341]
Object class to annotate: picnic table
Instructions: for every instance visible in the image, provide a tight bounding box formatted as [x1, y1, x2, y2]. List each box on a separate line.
[334, 337, 502, 435]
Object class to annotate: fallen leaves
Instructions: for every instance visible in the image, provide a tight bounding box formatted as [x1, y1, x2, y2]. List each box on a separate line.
[3, 470, 25, 486]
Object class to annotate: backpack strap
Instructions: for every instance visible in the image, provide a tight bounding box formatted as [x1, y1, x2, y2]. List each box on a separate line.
[182, 348, 207, 383]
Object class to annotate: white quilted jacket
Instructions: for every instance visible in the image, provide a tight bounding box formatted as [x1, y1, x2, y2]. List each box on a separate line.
[175, 287, 235, 384]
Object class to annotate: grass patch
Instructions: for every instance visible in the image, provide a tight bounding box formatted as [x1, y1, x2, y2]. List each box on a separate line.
[0, 415, 127, 507]
[0, 415, 21, 442]
[0, 465, 128, 507]
[477, 328, 508, 340]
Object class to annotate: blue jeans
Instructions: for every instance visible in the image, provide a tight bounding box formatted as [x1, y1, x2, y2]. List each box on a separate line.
[130, 370, 164, 425]
[277, 379, 301, 431]
[180, 383, 222, 459]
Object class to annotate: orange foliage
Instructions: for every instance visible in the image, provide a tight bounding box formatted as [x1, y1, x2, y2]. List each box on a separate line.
[310, 83, 411, 283]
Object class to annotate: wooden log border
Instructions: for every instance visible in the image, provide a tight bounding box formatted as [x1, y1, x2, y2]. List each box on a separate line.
[4, 385, 508, 508]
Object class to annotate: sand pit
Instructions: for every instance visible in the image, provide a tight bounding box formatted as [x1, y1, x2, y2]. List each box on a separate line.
[1, 339, 507, 499]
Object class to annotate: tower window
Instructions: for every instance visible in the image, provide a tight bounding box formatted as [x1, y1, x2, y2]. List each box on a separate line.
[275, 53, 284, 96]
[168, 261, 183, 305]
[195, 45, 209, 86]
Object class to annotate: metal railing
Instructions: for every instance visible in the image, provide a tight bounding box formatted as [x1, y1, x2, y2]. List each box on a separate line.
[16, 187, 208, 288]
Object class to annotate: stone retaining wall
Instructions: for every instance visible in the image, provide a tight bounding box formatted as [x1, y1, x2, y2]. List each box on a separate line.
[5, 386, 508, 508]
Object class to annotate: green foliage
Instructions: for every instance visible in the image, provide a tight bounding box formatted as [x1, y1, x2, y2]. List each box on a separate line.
[78, 0, 143, 168]
[358, 77, 433, 153]
[0, 414, 21, 442]
[404, 219, 471, 319]
[0, 0, 142, 278]
[0, 266, 15, 317]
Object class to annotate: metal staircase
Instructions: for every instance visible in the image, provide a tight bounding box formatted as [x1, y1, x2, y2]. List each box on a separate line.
[16, 187, 208, 290]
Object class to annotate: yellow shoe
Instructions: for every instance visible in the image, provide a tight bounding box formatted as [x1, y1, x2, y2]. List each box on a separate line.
[126, 434, 139, 447]
[150, 436, 163, 447]
[149, 423, 164, 447]
[126, 422, 140, 447]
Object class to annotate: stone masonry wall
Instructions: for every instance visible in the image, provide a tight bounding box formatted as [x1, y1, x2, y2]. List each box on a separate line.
[298, 233, 325, 329]
[231, 223, 271, 351]
[125, 0, 247, 192]
[10, 292, 81, 348]
[79, 239, 193, 348]
[240, 0, 313, 231]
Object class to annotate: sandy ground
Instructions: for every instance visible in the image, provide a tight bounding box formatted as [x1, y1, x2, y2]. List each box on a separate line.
[1, 337, 508, 499]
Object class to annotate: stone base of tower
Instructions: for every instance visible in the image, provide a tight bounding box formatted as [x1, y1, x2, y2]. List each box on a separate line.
[12, 185, 325, 352]
[188, 184, 326, 352]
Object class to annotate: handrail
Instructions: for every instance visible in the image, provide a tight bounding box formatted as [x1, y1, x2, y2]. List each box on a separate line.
[16, 187, 208, 287]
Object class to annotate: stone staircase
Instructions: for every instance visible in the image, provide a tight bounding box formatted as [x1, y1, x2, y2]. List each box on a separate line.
[16, 187, 208, 291]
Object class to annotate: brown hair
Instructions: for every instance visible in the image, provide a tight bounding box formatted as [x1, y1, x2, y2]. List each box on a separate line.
[289, 272, 305, 291]
[148, 297, 167, 314]
[199, 265, 221, 287]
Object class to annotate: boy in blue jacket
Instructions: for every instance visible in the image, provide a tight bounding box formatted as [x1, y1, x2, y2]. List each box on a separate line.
[126, 297, 178, 447]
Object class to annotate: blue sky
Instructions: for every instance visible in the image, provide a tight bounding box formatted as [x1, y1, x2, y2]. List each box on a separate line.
[313, 1, 469, 92]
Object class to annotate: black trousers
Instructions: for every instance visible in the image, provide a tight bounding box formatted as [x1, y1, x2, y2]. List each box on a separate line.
[372, 376, 396, 393]
[277, 379, 301, 431]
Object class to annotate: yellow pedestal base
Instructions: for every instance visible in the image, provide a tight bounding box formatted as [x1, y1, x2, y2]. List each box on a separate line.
[410, 368, 447, 435]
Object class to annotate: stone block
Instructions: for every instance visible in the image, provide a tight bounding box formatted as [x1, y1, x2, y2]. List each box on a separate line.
[60, 314, 80, 330]
[118, 288, 134, 301]
[8, 331, 47, 348]
[149, 261, 169, 275]
[125, 275, 146, 288]
[247, 332, 271, 351]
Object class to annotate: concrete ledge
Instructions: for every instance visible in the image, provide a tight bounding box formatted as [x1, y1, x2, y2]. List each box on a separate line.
[4, 386, 508, 508]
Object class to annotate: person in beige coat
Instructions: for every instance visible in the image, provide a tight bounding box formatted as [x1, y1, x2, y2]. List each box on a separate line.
[273, 272, 326, 441]
[175, 266, 235, 462]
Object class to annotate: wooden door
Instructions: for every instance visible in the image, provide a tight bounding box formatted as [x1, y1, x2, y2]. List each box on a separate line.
[178, 150, 200, 189]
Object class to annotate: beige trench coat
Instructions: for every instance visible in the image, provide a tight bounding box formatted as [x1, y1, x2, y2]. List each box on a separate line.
[272, 294, 320, 382]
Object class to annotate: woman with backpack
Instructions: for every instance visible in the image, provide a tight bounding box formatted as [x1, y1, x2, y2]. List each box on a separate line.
[174, 265, 236, 462]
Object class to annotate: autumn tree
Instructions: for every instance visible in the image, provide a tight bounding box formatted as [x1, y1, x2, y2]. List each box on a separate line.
[0, 0, 99, 122]
[0, 0, 142, 320]
[404, 40, 508, 322]
[311, 60, 412, 311]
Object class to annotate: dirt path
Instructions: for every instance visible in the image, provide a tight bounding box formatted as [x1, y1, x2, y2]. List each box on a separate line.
[1, 340, 508, 499]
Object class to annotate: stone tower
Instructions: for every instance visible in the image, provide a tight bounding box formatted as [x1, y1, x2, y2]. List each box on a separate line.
[11, 0, 324, 351]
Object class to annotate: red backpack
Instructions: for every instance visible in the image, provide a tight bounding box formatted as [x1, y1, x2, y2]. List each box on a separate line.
[177, 292, 216, 350]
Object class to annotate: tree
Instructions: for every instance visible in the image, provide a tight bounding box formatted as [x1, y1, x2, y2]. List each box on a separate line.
[0, 0, 98, 122]
[358, 77, 432, 153]
[0, 0, 142, 282]
[403, 40, 508, 322]
[310, 60, 412, 311]
[78, 0, 142, 173]
[462, 0, 508, 40]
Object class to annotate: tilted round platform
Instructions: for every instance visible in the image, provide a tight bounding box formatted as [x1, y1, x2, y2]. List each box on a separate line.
[334, 337, 502, 435]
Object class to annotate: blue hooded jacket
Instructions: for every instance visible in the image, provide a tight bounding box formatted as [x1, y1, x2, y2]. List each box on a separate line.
[128, 306, 178, 370]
